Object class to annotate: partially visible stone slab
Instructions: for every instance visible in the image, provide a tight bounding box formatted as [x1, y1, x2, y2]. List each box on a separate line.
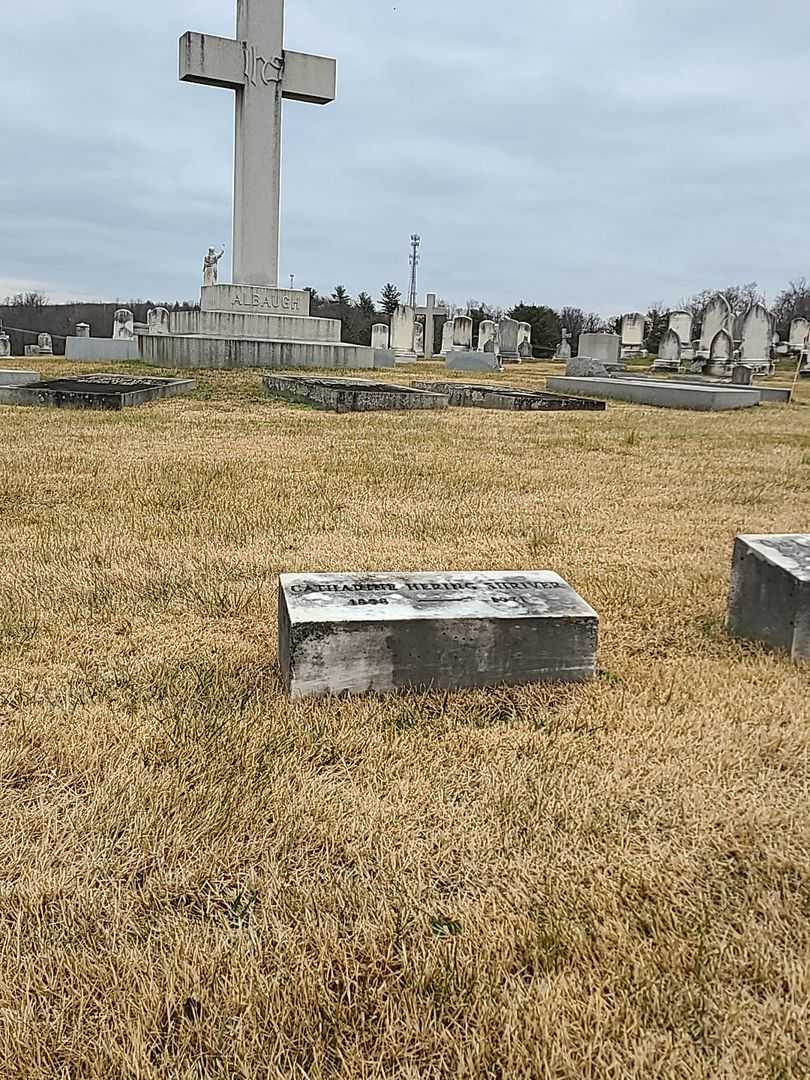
[566, 356, 609, 378]
[445, 351, 501, 373]
[728, 534, 810, 661]
[140, 335, 382, 371]
[546, 376, 760, 411]
[279, 570, 599, 698]
[263, 375, 448, 412]
[65, 337, 141, 362]
[0, 374, 194, 411]
[0, 370, 41, 387]
[411, 381, 606, 412]
[617, 375, 791, 404]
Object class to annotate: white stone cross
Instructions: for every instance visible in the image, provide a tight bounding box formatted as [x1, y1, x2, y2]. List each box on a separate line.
[415, 293, 449, 359]
[180, 0, 336, 287]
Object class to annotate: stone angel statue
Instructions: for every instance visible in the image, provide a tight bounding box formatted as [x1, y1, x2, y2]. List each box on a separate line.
[203, 247, 225, 287]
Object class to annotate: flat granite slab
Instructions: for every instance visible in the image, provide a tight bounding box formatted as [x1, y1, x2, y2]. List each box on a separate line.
[279, 570, 599, 698]
[728, 534, 810, 661]
[647, 376, 791, 404]
[0, 374, 195, 411]
[411, 381, 606, 411]
[546, 376, 760, 411]
[0, 370, 40, 387]
[263, 375, 448, 413]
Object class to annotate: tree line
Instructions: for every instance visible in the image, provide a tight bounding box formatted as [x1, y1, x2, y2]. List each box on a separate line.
[4, 278, 809, 357]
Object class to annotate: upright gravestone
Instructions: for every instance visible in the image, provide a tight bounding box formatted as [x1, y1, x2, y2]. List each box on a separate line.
[728, 534, 810, 661]
[0, 334, 11, 359]
[440, 319, 454, 355]
[451, 315, 473, 352]
[555, 329, 572, 361]
[371, 323, 390, 349]
[477, 320, 497, 353]
[413, 321, 425, 358]
[147, 308, 171, 336]
[731, 364, 754, 386]
[669, 310, 694, 359]
[415, 293, 448, 358]
[621, 313, 645, 357]
[38, 333, 53, 356]
[789, 317, 809, 352]
[517, 322, 533, 360]
[652, 328, 681, 372]
[389, 305, 416, 359]
[278, 570, 599, 698]
[75, 323, 91, 338]
[699, 295, 732, 357]
[497, 318, 520, 362]
[706, 328, 734, 377]
[578, 332, 622, 371]
[740, 304, 774, 373]
[113, 309, 135, 341]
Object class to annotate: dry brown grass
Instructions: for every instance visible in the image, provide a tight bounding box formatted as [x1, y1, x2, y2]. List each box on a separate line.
[0, 359, 808, 1079]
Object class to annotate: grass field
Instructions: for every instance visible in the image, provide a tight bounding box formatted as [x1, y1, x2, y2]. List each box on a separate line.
[0, 359, 808, 1078]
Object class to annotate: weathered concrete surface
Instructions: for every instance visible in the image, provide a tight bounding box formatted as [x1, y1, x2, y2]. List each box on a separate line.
[628, 375, 791, 404]
[263, 375, 448, 413]
[0, 370, 41, 387]
[200, 284, 311, 316]
[279, 570, 599, 698]
[169, 309, 341, 342]
[140, 335, 382, 371]
[411, 381, 606, 412]
[65, 338, 141, 362]
[546, 376, 760, 411]
[0, 374, 194, 411]
[728, 535, 810, 662]
[445, 351, 501, 373]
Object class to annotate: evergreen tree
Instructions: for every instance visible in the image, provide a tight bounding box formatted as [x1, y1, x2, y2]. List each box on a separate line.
[331, 285, 351, 306]
[379, 283, 401, 315]
[357, 292, 376, 317]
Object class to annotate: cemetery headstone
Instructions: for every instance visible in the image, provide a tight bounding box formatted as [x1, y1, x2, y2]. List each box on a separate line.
[75, 323, 91, 338]
[147, 308, 171, 336]
[0, 334, 10, 359]
[477, 320, 497, 353]
[555, 329, 572, 361]
[440, 319, 454, 355]
[415, 293, 448, 358]
[0, 373, 194, 411]
[731, 364, 754, 386]
[414, 321, 425, 358]
[37, 333, 53, 356]
[451, 315, 473, 352]
[389, 305, 416, 359]
[24, 346, 41, 358]
[652, 328, 681, 372]
[518, 322, 533, 360]
[705, 328, 734, 378]
[728, 534, 810, 661]
[621, 312, 645, 357]
[445, 351, 501, 373]
[412, 381, 606, 412]
[0, 370, 40, 386]
[578, 333, 622, 371]
[740, 304, 774, 373]
[669, 310, 693, 346]
[278, 570, 599, 698]
[497, 318, 520, 362]
[371, 323, 390, 349]
[699, 295, 732, 357]
[113, 309, 135, 341]
[789, 316, 809, 352]
[566, 356, 609, 378]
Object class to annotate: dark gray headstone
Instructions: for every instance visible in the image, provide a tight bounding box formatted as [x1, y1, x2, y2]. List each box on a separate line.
[728, 534, 810, 661]
[279, 570, 599, 698]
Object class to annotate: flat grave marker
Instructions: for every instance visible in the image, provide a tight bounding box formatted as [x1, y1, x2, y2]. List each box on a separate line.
[0, 373, 194, 411]
[728, 535, 810, 661]
[279, 570, 599, 698]
[263, 375, 448, 412]
[411, 381, 606, 412]
[546, 376, 760, 411]
[0, 370, 41, 387]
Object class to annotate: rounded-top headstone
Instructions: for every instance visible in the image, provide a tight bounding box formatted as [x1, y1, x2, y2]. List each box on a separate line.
[497, 317, 520, 360]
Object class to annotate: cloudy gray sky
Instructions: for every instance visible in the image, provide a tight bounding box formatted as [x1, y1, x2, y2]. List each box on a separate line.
[2, 0, 809, 314]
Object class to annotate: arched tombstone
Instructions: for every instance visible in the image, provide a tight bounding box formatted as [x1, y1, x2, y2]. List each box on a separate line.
[75, 322, 91, 338]
[705, 328, 734, 378]
[389, 305, 416, 357]
[451, 315, 473, 352]
[371, 323, 390, 349]
[555, 328, 572, 361]
[440, 319, 454, 355]
[147, 307, 171, 336]
[621, 312, 645, 357]
[37, 333, 53, 355]
[517, 322, 533, 360]
[497, 317, 520, 362]
[740, 303, 774, 374]
[652, 328, 682, 372]
[413, 321, 425, 357]
[477, 320, 497, 353]
[668, 310, 694, 359]
[113, 309, 135, 341]
[789, 316, 810, 352]
[698, 295, 732, 357]
[0, 334, 11, 359]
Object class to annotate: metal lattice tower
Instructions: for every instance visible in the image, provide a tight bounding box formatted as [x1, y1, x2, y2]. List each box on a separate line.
[407, 234, 421, 309]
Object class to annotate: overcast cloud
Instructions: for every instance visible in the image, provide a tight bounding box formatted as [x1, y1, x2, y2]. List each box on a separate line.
[2, 0, 810, 313]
